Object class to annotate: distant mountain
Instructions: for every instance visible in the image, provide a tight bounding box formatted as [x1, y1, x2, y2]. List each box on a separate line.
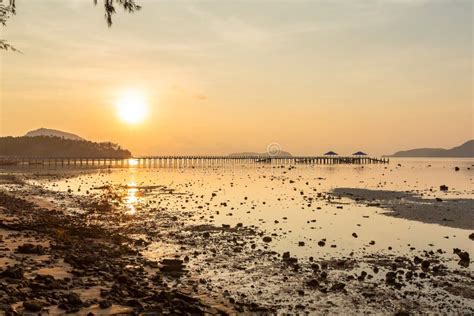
[25, 128, 84, 141]
[229, 151, 293, 157]
[388, 140, 474, 157]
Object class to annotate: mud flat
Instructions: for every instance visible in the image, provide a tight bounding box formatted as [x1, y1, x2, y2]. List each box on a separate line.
[332, 188, 474, 230]
[0, 169, 473, 314]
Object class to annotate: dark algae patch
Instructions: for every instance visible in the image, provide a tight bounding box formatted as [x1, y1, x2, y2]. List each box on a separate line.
[333, 188, 474, 230]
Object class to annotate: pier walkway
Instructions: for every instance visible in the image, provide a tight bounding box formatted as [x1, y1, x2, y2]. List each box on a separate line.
[0, 156, 389, 167]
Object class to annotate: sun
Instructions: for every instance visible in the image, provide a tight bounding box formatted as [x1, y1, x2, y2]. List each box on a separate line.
[116, 90, 148, 124]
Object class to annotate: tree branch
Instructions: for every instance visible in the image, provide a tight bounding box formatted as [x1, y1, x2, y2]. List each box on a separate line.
[1, 0, 141, 52]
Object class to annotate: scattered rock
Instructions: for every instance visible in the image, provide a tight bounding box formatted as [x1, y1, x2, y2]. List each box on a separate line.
[330, 282, 346, 292]
[160, 259, 186, 276]
[17, 243, 45, 254]
[1, 266, 23, 279]
[66, 292, 83, 306]
[386, 272, 397, 284]
[126, 299, 143, 308]
[306, 279, 319, 288]
[414, 256, 422, 265]
[23, 300, 44, 312]
[99, 300, 112, 309]
[421, 260, 430, 270]
[453, 248, 471, 263]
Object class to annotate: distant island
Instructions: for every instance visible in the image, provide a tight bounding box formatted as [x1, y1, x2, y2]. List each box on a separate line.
[25, 128, 85, 141]
[229, 151, 293, 157]
[1, 129, 131, 158]
[388, 140, 474, 157]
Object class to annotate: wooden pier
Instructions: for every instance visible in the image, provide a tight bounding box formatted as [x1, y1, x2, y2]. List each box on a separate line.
[0, 156, 389, 167]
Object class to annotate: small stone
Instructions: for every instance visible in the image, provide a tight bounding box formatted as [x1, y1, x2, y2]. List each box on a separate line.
[1, 266, 23, 279]
[352, 233, 358, 238]
[23, 300, 44, 312]
[330, 282, 345, 292]
[306, 279, 319, 288]
[99, 300, 112, 309]
[385, 272, 397, 284]
[126, 299, 142, 308]
[263, 236, 272, 243]
[17, 243, 44, 254]
[67, 292, 83, 306]
[453, 248, 470, 262]
[421, 260, 430, 270]
[160, 259, 185, 276]
[358, 271, 367, 281]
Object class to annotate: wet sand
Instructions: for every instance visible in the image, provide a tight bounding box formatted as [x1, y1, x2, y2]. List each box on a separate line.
[0, 160, 473, 314]
[332, 188, 474, 230]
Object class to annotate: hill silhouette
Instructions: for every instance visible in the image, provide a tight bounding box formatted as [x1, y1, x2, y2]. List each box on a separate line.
[0, 136, 132, 158]
[229, 151, 293, 157]
[25, 128, 84, 141]
[388, 140, 474, 157]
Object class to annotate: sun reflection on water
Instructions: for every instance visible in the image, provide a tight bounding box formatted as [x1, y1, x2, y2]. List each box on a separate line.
[125, 181, 139, 214]
[128, 159, 139, 167]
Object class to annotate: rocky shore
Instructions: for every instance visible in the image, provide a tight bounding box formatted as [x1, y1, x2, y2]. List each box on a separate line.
[0, 189, 230, 315]
[0, 172, 473, 314]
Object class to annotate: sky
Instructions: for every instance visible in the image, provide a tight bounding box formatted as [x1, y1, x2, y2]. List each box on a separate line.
[1, 0, 472, 156]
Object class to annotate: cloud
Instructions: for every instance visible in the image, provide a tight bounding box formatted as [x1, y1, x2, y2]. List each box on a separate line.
[195, 94, 208, 101]
[185, 4, 272, 46]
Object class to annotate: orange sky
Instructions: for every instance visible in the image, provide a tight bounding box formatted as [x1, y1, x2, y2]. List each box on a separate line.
[1, 0, 472, 156]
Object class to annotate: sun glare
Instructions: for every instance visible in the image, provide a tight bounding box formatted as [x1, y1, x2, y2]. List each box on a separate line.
[116, 90, 148, 124]
[128, 158, 139, 166]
